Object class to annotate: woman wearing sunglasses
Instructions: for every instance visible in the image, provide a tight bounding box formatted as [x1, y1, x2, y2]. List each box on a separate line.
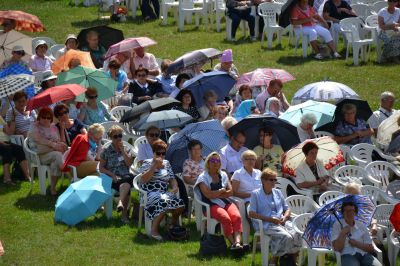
[78, 87, 116, 126]
[195, 152, 244, 250]
[249, 168, 302, 265]
[99, 125, 135, 223]
[0, 45, 29, 70]
[139, 139, 184, 240]
[54, 103, 86, 147]
[28, 107, 67, 195]
[137, 126, 161, 166]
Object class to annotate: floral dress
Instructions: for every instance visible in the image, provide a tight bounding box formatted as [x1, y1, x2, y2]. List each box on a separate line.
[139, 159, 184, 220]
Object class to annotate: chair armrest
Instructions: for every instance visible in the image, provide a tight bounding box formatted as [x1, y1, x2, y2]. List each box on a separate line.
[193, 193, 212, 219]
[372, 241, 383, 264]
[366, 174, 383, 187]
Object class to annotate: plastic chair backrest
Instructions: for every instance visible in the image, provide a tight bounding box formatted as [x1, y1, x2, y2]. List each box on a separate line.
[258, 3, 281, 25]
[318, 191, 344, 206]
[285, 195, 319, 216]
[334, 165, 367, 186]
[365, 161, 394, 190]
[365, 14, 378, 27]
[180, 0, 195, 10]
[351, 143, 374, 165]
[23, 138, 40, 166]
[361, 185, 390, 205]
[110, 106, 132, 121]
[292, 213, 312, 234]
[215, 0, 225, 10]
[351, 3, 372, 19]
[340, 17, 363, 42]
[374, 203, 395, 227]
[372, 1, 387, 13]
[9, 135, 24, 146]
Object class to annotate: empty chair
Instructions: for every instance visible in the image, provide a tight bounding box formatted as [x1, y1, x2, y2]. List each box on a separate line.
[285, 195, 320, 217]
[351, 143, 397, 167]
[366, 161, 400, 191]
[318, 190, 344, 206]
[334, 165, 367, 186]
[161, 0, 179, 25]
[110, 106, 132, 122]
[275, 177, 314, 198]
[351, 3, 373, 20]
[178, 0, 209, 32]
[258, 2, 284, 48]
[361, 185, 399, 205]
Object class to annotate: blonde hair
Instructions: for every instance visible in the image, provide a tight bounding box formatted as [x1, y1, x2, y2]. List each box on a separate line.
[204, 152, 221, 173]
[241, 150, 257, 160]
[221, 116, 237, 131]
[88, 123, 105, 137]
[343, 182, 361, 195]
[107, 125, 124, 138]
[260, 168, 277, 181]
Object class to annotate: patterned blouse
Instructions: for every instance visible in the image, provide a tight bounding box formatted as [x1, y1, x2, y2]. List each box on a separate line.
[334, 118, 372, 145]
[139, 159, 175, 193]
[182, 158, 205, 182]
[80, 102, 113, 125]
[100, 143, 134, 177]
[172, 105, 201, 120]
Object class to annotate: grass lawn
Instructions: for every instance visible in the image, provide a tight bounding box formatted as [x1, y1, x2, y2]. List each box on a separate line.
[1, 0, 400, 265]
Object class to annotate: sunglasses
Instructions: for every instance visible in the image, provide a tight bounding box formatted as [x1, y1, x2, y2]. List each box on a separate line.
[41, 116, 52, 120]
[14, 51, 25, 56]
[264, 178, 278, 182]
[209, 158, 221, 164]
[87, 95, 98, 99]
[156, 151, 166, 156]
[112, 133, 123, 139]
[148, 133, 160, 138]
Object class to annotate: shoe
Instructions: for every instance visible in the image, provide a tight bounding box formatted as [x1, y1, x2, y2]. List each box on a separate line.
[150, 234, 163, 241]
[117, 202, 123, 213]
[231, 37, 236, 42]
[314, 53, 323, 60]
[230, 242, 243, 250]
[250, 36, 257, 42]
[121, 217, 130, 224]
[333, 52, 341, 58]
[242, 244, 250, 252]
[3, 180, 15, 185]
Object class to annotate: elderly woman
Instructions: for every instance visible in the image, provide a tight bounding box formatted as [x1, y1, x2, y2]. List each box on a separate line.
[139, 139, 184, 240]
[6, 91, 36, 137]
[38, 71, 57, 95]
[54, 104, 86, 147]
[0, 45, 29, 70]
[212, 105, 228, 122]
[221, 116, 238, 138]
[198, 90, 219, 121]
[297, 113, 317, 142]
[334, 103, 373, 145]
[195, 152, 243, 249]
[28, 40, 53, 72]
[249, 168, 302, 264]
[100, 125, 135, 223]
[264, 97, 282, 117]
[234, 99, 260, 120]
[55, 34, 79, 59]
[232, 150, 262, 202]
[182, 140, 205, 195]
[213, 49, 239, 80]
[107, 59, 128, 93]
[137, 126, 161, 165]
[62, 123, 104, 179]
[332, 201, 382, 266]
[256, 79, 290, 113]
[226, 0, 256, 41]
[172, 89, 200, 121]
[128, 67, 163, 105]
[81, 30, 106, 69]
[28, 107, 67, 195]
[78, 87, 116, 125]
[291, 0, 341, 60]
[104, 51, 134, 79]
[378, 0, 400, 63]
[254, 127, 284, 175]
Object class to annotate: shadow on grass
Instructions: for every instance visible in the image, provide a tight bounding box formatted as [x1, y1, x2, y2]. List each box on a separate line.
[260, 43, 285, 51]
[187, 250, 249, 262]
[276, 55, 313, 65]
[0, 181, 22, 196]
[14, 192, 56, 212]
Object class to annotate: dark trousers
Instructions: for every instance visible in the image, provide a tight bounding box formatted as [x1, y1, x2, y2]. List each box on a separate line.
[0, 142, 26, 165]
[141, 0, 160, 19]
[228, 8, 255, 39]
[175, 176, 189, 213]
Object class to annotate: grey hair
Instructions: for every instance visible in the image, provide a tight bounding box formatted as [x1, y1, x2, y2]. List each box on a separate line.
[88, 123, 105, 136]
[381, 91, 395, 101]
[300, 113, 318, 126]
[265, 97, 280, 111]
[344, 182, 361, 195]
[341, 103, 357, 115]
[241, 150, 257, 160]
[221, 116, 237, 131]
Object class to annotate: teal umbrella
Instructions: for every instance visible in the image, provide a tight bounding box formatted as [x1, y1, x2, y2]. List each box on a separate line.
[280, 100, 336, 129]
[56, 66, 117, 102]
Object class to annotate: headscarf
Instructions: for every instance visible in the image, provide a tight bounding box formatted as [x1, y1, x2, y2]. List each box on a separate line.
[234, 99, 256, 120]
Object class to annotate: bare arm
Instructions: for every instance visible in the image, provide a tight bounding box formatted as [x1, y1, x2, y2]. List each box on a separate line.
[378, 15, 400, 31]
[348, 239, 374, 253]
[198, 182, 225, 199]
[232, 180, 251, 199]
[122, 147, 134, 167]
[332, 227, 350, 252]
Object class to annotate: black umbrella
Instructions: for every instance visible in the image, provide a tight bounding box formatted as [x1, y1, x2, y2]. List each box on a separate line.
[278, 0, 299, 28]
[119, 97, 180, 123]
[315, 98, 373, 133]
[77, 25, 124, 50]
[228, 115, 301, 151]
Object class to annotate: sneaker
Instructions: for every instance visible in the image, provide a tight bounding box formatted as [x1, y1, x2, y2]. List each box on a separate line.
[250, 36, 257, 42]
[333, 52, 342, 58]
[231, 37, 236, 42]
[314, 53, 323, 60]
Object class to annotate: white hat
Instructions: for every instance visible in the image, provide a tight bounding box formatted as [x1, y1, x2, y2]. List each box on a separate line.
[42, 71, 57, 82]
[34, 40, 48, 51]
[12, 45, 24, 52]
[65, 34, 78, 44]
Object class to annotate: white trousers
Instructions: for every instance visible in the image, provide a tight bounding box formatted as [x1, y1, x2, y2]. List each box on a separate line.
[295, 24, 333, 43]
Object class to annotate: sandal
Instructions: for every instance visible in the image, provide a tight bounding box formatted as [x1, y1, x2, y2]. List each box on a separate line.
[314, 53, 323, 60]
[230, 242, 242, 250]
[150, 234, 163, 241]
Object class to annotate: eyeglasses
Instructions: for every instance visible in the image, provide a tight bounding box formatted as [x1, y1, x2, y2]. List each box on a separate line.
[87, 95, 98, 99]
[148, 133, 160, 138]
[209, 158, 221, 164]
[156, 151, 166, 156]
[137, 74, 147, 77]
[264, 178, 278, 182]
[41, 116, 52, 120]
[112, 133, 123, 139]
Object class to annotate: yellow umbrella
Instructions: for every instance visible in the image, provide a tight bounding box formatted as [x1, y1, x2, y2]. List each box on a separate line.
[51, 49, 95, 74]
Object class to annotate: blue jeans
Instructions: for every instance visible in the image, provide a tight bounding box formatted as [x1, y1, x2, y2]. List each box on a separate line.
[341, 253, 382, 266]
[228, 8, 255, 39]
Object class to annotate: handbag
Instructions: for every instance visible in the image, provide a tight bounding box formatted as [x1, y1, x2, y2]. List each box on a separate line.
[167, 225, 190, 241]
[199, 233, 227, 257]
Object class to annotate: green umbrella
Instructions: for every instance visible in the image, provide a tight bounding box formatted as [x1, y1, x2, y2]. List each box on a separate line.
[56, 66, 117, 102]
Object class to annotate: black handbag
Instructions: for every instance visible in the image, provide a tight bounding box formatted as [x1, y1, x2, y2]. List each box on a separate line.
[167, 226, 190, 241]
[199, 233, 227, 257]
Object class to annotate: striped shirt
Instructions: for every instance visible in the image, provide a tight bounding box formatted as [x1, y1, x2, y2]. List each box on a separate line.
[6, 108, 37, 135]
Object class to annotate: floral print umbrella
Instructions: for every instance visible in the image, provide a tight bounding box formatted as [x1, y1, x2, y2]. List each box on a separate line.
[0, 10, 45, 32]
[235, 68, 295, 88]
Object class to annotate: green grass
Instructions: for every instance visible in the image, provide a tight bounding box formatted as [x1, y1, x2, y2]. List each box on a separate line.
[0, 0, 399, 265]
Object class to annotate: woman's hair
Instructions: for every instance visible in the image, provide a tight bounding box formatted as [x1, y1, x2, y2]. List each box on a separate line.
[53, 103, 69, 117]
[107, 124, 124, 138]
[38, 107, 54, 122]
[341, 103, 357, 115]
[86, 30, 98, 39]
[135, 66, 149, 75]
[212, 105, 227, 117]
[260, 168, 277, 181]
[151, 139, 167, 152]
[88, 123, 105, 136]
[221, 116, 237, 131]
[238, 85, 252, 97]
[108, 59, 121, 69]
[343, 182, 361, 195]
[145, 125, 160, 136]
[204, 152, 221, 173]
[265, 97, 280, 111]
[241, 150, 257, 160]
[188, 139, 203, 150]
[160, 59, 172, 73]
[13, 91, 27, 102]
[302, 141, 319, 155]
[259, 126, 274, 135]
[341, 201, 358, 214]
[85, 87, 98, 97]
[203, 90, 218, 101]
[176, 89, 197, 107]
[300, 113, 318, 126]
[269, 79, 283, 88]
[175, 73, 191, 88]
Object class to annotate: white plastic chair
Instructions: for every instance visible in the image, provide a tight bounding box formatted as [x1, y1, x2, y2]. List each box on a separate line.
[176, 173, 195, 224]
[230, 197, 250, 245]
[318, 191, 344, 206]
[62, 149, 80, 183]
[364, 14, 383, 63]
[314, 131, 334, 138]
[361, 185, 400, 205]
[178, 0, 209, 32]
[366, 161, 400, 191]
[389, 230, 400, 266]
[161, 0, 179, 25]
[335, 242, 383, 266]
[340, 17, 375, 66]
[110, 106, 132, 122]
[371, 1, 387, 14]
[292, 24, 310, 58]
[258, 2, 283, 48]
[9, 135, 24, 146]
[127, 0, 139, 18]
[285, 195, 320, 217]
[193, 186, 220, 236]
[334, 165, 367, 186]
[214, 0, 226, 32]
[339, 144, 354, 163]
[248, 205, 272, 266]
[132, 173, 154, 236]
[32, 37, 56, 57]
[351, 3, 373, 21]
[374, 203, 396, 264]
[275, 177, 314, 198]
[49, 44, 64, 60]
[351, 143, 397, 167]
[132, 136, 147, 157]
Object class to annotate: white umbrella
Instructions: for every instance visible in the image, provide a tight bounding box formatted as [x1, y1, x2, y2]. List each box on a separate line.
[0, 30, 33, 65]
[377, 111, 400, 147]
[291, 81, 359, 105]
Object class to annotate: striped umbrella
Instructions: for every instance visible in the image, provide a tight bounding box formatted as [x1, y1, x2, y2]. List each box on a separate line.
[0, 74, 35, 98]
[0, 10, 45, 32]
[235, 68, 295, 88]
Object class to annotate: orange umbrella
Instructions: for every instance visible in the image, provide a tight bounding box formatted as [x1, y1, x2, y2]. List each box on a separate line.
[0, 10, 45, 32]
[51, 49, 95, 74]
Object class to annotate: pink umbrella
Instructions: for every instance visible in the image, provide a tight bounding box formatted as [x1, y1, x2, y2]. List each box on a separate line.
[104, 37, 157, 58]
[235, 68, 295, 88]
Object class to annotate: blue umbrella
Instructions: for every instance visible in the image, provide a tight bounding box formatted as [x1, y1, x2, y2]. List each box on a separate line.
[0, 63, 35, 98]
[182, 71, 236, 108]
[280, 100, 336, 129]
[166, 120, 228, 173]
[303, 194, 376, 249]
[54, 174, 112, 226]
[132, 110, 193, 131]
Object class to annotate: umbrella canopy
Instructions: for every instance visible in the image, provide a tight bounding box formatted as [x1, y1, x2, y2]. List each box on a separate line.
[119, 97, 180, 123]
[291, 81, 359, 105]
[235, 68, 295, 89]
[0, 30, 33, 65]
[0, 63, 35, 98]
[133, 110, 193, 131]
[167, 48, 222, 75]
[303, 194, 375, 249]
[105, 37, 157, 58]
[228, 115, 300, 151]
[51, 49, 95, 74]
[0, 73, 34, 98]
[282, 136, 344, 177]
[182, 71, 236, 108]
[166, 120, 228, 173]
[77, 25, 124, 50]
[56, 66, 117, 102]
[280, 100, 336, 129]
[27, 84, 86, 111]
[390, 203, 400, 232]
[0, 10, 45, 32]
[377, 112, 400, 147]
[54, 174, 112, 226]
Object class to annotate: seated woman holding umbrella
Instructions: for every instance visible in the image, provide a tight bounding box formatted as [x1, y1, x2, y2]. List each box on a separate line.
[128, 67, 163, 105]
[54, 103, 86, 147]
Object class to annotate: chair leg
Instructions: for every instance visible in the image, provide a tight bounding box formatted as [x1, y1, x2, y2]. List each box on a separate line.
[353, 45, 360, 66]
[145, 216, 152, 236]
[308, 249, 317, 266]
[267, 30, 273, 49]
[260, 234, 269, 266]
[252, 234, 258, 264]
[138, 206, 143, 228]
[38, 167, 48, 195]
[162, 5, 168, 25]
[104, 197, 113, 219]
[179, 12, 185, 32]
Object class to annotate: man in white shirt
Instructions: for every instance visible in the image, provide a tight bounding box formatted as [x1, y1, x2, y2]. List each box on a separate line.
[219, 131, 248, 177]
[132, 47, 160, 78]
[368, 91, 396, 136]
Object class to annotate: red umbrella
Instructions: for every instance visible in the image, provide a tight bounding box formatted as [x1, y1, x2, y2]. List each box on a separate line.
[235, 68, 295, 89]
[0, 10, 45, 32]
[390, 203, 400, 232]
[104, 37, 157, 58]
[27, 84, 86, 111]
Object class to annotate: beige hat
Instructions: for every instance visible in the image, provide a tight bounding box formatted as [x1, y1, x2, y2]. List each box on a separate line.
[65, 34, 78, 44]
[34, 40, 48, 51]
[12, 45, 24, 52]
